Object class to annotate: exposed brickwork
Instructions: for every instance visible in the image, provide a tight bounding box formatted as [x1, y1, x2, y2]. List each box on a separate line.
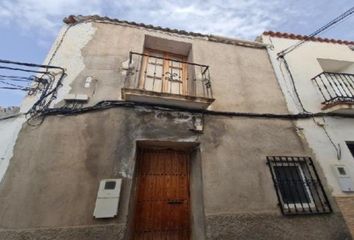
[336, 196, 354, 237]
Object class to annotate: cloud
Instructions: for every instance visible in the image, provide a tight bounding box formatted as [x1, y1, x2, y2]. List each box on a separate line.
[110, 0, 290, 39]
[1, 0, 354, 46]
[0, 0, 102, 35]
[0, 0, 293, 41]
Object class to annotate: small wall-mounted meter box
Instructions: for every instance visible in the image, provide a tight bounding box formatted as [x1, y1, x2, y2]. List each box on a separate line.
[93, 179, 122, 218]
[332, 164, 354, 192]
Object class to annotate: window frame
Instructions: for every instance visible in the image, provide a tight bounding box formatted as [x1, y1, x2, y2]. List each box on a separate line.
[267, 156, 332, 215]
[272, 162, 315, 210]
[139, 48, 188, 95]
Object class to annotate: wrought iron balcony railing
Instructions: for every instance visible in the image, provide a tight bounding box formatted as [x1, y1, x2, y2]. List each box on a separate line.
[124, 52, 213, 99]
[312, 72, 354, 106]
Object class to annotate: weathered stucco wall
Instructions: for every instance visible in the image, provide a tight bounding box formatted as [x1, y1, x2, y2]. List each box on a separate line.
[0, 109, 350, 239]
[1, 21, 287, 188]
[0, 21, 351, 239]
[39, 22, 288, 113]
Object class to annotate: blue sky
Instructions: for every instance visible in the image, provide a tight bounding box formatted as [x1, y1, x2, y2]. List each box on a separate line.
[0, 0, 354, 107]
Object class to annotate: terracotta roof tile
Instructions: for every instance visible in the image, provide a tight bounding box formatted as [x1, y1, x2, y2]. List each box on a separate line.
[263, 31, 354, 45]
[62, 15, 267, 49]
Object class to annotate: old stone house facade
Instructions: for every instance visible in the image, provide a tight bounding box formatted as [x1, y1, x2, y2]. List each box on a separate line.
[0, 16, 351, 239]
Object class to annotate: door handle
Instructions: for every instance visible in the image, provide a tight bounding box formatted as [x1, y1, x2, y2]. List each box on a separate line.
[167, 199, 184, 204]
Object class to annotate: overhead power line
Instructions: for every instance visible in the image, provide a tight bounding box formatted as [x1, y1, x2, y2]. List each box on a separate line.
[0, 59, 66, 119]
[274, 5, 354, 113]
[278, 6, 354, 57]
[273, 6, 354, 158]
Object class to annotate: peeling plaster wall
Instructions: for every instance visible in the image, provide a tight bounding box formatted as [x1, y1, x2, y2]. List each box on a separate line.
[2, 24, 97, 185]
[1, 23, 96, 184]
[0, 23, 351, 239]
[20, 22, 287, 114]
[20, 26, 66, 113]
[51, 23, 97, 106]
[21, 23, 97, 112]
[0, 109, 350, 239]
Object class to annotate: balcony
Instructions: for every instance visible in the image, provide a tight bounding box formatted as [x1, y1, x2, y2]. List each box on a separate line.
[122, 52, 214, 109]
[312, 72, 354, 112]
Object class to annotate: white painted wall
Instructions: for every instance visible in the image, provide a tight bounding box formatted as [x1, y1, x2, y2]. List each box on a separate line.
[262, 35, 354, 196]
[0, 116, 25, 182]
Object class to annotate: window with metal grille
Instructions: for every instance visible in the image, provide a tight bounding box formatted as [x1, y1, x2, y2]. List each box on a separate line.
[267, 156, 332, 215]
[346, 142, 354, 158]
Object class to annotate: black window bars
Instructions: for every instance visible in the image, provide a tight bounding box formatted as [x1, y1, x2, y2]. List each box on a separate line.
[267, 156, 332, 215]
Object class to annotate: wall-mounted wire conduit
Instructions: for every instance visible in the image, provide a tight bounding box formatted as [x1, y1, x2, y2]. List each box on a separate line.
[0, 59, 66, 120]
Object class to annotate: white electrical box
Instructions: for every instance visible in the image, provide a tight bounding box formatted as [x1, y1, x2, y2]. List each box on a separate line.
[333, 164, 354, 192]
[93, 179, 122, 218]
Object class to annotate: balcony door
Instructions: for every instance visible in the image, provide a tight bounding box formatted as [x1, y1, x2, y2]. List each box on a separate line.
[139, 48, 188, 95]
[132, 148, 191, 240]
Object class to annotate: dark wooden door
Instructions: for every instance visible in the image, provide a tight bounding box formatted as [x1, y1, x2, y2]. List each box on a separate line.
[132, 148, 191, 240]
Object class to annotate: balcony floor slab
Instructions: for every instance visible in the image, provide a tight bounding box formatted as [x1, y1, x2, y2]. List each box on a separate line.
[121, 88, 215, 110]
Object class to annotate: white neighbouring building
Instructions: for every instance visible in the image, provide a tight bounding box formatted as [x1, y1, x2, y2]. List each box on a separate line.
[261, 31, 354, 234]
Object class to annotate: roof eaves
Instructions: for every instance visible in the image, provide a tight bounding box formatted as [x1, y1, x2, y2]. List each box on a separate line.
[262, 31, 354, 46]
[63, 15, 268, 49]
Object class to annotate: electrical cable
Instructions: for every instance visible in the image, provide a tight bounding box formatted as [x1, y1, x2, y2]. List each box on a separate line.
[0, 65, 48, 74]
[46, 25, 72, 66]
[278, 56, 310, 113]
[278, 59, 303, 111]
[0, 80, 30, 91]
[4, 10, 354, 127]
[278, 6, 354, 57]
[322, 122, 341, 159]
[274, 6, 354, 112]
[0, 59, 64, 71]
[0, 75, 34, 82]
[0, 86, 28, 91]
[311, 116, 342, 160]
[273, 6, 354, 159]
[0, 58, 66, 122]
[34, 100, 354, 120]
[0, 24, 70, 124]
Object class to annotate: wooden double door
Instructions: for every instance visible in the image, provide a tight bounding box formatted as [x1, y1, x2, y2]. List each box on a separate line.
[139, 49, 188, 95]
[132, 148, 191, 240]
